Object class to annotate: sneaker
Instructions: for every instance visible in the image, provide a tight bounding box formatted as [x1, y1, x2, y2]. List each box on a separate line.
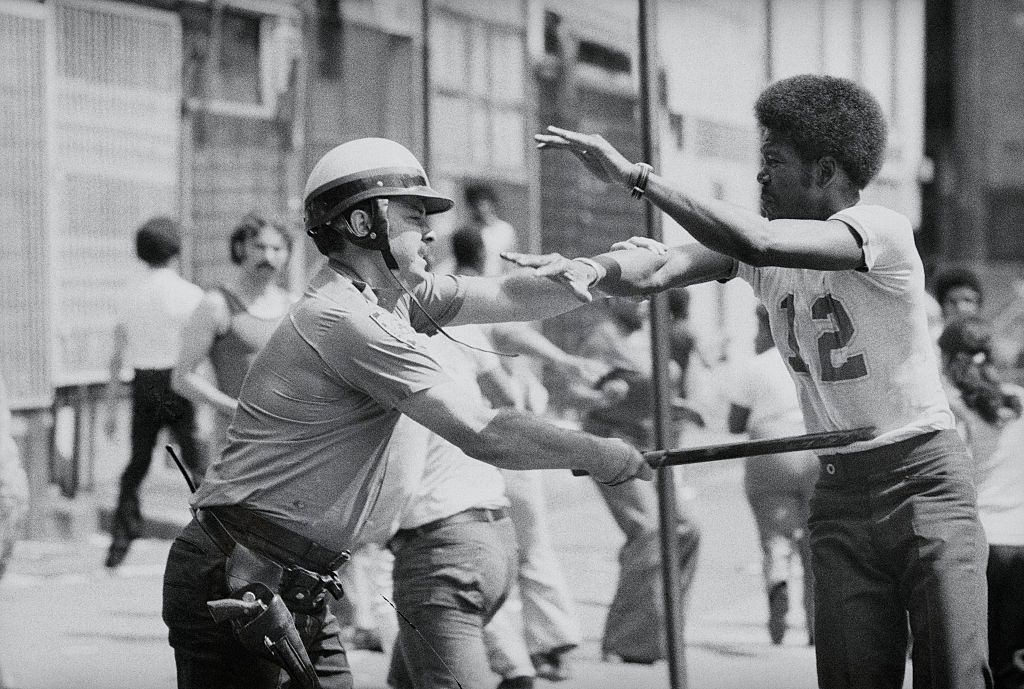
[767, 582, 789, 645]
[496, 676, 534, 689]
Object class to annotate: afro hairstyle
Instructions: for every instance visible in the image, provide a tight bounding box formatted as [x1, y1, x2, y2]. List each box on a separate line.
[451, 227, 488, 273]
[932, 266, 983, 306]
[754, 74, 887, 189]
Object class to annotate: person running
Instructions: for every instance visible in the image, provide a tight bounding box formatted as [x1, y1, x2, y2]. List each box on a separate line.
[726, 305, 817, 646]
[507, 74, 992, 688]
[104, 217, 204, 568]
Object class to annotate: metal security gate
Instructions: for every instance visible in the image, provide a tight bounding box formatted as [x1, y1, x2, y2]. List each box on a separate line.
[0, 1, 54, 410]
[51, 0, 182, 385]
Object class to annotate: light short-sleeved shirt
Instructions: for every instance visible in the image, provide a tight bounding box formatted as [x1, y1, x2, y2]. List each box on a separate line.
[359, 331, 508, 544]
[118, 266, 203, 369]
[191, 260, 467, 553]
[733, 204, 954, 452]
[727, 347, 805, 440]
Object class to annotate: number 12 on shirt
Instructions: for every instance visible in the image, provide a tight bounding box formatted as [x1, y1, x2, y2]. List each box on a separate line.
[780, 293, 867, 382]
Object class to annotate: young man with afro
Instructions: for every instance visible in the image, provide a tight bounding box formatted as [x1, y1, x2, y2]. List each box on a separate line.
[509, 74, 992, 689]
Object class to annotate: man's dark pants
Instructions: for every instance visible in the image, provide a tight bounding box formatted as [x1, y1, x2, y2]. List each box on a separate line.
[811, 429, 993, 689]
[162, 519, 352, 689]
[114, 369, 205, 539]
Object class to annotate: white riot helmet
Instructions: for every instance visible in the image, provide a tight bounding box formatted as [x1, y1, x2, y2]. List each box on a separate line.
[303, 138, 453, 259]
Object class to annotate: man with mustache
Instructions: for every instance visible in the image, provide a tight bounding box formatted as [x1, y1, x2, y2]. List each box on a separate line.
[172, 213, 294, 458]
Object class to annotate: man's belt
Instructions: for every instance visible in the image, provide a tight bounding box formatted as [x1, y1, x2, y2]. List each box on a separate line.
[391, 507, 508, 544]
[198, 505, 350, 573]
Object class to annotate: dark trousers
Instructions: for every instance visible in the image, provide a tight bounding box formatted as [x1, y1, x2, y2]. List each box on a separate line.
[162, 519, 352, 689]
[811, 430, 992, 689]
[387, 515, 517, 689]
[987, 544, 1024, 689]
[114, 369, 204, 539]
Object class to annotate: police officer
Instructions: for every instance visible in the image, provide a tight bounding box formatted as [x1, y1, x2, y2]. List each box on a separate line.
[160, 138, 651, 689]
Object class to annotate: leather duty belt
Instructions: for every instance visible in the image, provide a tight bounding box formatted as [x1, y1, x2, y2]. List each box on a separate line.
[196, 505, 350, 573]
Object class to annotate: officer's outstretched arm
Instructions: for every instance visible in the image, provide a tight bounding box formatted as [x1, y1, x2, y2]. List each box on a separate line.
[396, 379, 651, 485]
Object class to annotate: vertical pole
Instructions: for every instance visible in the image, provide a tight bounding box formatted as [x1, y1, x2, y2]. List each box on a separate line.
[637, 1, 685, 688]
[421, 0, 432, 172]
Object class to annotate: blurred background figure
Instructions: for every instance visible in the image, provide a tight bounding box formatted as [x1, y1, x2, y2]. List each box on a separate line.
[459, 183, 520, 278]
[726, 305, 817, 646]
[171, 212, 294, 457]
[932, 267, 984, 324]
[449, 227, 585, 684]
[0, 376, 28, 689]
[102, 217, 204, 569]
[938, 317, 1024, 689]
[574, 296, 701, 668]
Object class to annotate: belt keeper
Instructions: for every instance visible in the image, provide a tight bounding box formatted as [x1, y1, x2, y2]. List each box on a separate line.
[628, 162, 653, 200]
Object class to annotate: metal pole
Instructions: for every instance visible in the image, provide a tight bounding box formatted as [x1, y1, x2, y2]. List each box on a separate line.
[421, 0, 432, 172]
[637, 1, 685, 688]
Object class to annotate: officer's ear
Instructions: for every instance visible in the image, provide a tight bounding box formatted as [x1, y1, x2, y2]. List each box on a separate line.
[347, 208, 372, 239]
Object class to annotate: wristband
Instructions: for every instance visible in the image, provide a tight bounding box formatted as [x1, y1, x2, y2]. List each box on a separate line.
[627, 162, 653, 200]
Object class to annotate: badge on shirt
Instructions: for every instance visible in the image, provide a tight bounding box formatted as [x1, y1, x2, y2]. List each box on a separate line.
[369, 309, 419, 347]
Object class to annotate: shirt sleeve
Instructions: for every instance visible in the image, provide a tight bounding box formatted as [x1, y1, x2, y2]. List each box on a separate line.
[299, 298, 453, 410]
[409, 273, 467, 334]
[828, 205, 915, 275]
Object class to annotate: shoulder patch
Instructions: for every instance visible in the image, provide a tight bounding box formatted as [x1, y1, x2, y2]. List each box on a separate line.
[369, 309, 419, 347]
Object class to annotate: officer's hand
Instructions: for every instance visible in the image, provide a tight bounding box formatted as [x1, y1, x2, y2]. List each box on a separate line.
[610, 236, 669, 254]
[534, 126, 633, 186]
[502, 251, 596, 303]
[594, 439, 653, 486]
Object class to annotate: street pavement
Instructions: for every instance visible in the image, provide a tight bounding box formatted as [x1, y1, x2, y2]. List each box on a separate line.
[0, 436, 858, 689]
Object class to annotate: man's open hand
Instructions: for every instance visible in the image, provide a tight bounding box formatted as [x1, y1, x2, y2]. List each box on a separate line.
[502, 251, 597, 303]
[534, 126, 633, 186]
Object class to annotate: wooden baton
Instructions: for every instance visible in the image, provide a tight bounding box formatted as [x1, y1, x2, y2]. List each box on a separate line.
[573, 427, 876, 476]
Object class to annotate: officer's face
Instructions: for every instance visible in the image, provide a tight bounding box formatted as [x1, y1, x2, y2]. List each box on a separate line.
[387, 197, 432, 275]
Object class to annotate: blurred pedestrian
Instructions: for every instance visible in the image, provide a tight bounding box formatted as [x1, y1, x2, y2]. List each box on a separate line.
[450, 227, 586, 682]
[460, 183, 519, 277]
[172, 212, 293, 456]
[575, 297, 701, 667]
[380, 332, 520, 689]
[932, 267, 984, 324]
[103, 216, 204, 569]
[0, 376, 28, 689]
[726, 305, 817, 645]
[938, 317, 1024, 689]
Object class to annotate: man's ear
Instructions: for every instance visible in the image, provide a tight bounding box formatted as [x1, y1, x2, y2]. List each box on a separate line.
[348, 209, 372, 238]
[816, 156, 839, 188]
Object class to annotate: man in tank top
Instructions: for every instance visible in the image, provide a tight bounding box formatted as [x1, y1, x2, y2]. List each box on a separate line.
[172, 213, 294, 459]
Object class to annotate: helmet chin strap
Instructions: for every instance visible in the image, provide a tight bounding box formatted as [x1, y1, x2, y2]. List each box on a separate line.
[370, 199, 399, 271]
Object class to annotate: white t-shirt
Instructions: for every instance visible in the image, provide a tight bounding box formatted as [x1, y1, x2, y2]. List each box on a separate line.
[360, 330, 509, 543]
[727, 347, 806, 440]
[118, 266, 203, 369]
[735, 204, 954, 452]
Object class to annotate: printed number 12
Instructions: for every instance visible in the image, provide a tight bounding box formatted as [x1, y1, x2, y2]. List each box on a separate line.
[780, 293, 867, 382]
